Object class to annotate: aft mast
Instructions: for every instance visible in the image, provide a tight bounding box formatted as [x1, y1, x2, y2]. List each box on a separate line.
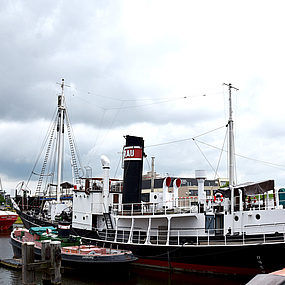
[223, 83, 238, 215]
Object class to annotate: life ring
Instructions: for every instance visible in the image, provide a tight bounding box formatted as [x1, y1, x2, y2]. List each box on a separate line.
[214, 193, 223, 203]
[247, 196, 257, 204]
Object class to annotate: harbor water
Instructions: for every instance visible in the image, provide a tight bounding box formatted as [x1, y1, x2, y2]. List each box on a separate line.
[0, 229, 250, 285]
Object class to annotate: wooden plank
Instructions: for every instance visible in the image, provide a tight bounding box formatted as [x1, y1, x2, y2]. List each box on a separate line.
[0, 258, 22, 270]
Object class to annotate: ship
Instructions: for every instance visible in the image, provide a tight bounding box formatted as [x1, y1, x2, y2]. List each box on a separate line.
[16, 83, 285, 276]
[0, 209, 18, 230]
[69, 84, 285, 276]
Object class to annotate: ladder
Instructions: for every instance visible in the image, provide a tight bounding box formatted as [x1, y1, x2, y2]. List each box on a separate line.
[103, 213, 113, 229]
[35, 116, 57, 195]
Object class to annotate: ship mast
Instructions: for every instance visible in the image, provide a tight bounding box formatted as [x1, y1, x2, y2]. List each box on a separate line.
[223, 83, 238, 214]
[56, 79, 65, 203]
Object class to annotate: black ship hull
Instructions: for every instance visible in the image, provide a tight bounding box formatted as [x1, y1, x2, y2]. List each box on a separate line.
[16, 209, 284, 276]
[71, 227, 282, 276]
[16, 209, 55, 229]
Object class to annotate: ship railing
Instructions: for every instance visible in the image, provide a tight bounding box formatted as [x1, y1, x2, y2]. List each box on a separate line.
[98, 223, 285, 246]
[110, 198, 285, 216]
[111, 200, 203, 216]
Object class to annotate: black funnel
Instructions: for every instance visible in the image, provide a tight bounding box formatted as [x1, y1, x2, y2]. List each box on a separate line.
[122, 135, 144, 205]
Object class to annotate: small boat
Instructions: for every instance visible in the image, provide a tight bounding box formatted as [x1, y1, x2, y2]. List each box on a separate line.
[10, 224, 138, 268]
[0, 210, 18, 230]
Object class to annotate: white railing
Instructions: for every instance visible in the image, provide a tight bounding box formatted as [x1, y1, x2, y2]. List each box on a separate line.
[110, 200, 200, 216]
[96, 223, 285, 247]
[108, 196, 283, 217]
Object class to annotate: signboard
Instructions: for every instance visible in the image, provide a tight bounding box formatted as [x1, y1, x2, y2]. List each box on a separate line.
[124, 146, 142, 161]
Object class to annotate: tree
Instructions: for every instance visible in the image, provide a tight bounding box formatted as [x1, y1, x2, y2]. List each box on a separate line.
[0, 194, 5, 205]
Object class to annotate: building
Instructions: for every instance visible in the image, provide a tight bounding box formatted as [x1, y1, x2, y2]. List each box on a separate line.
[141, 174, 228, 202]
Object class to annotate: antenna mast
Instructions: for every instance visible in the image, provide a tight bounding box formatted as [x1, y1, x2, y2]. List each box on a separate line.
[223, 83, 238, 215]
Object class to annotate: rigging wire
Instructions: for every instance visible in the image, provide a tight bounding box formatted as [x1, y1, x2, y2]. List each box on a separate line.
[194, 138, 285, 170]
[113, 154, 122, 179]
[26, 107, 58, 188]
[88, 100, 126, 164]
[107, 97, 188, 110]
[70, 84, 223, 102]
[192, 139, 218, 177]
[145, 156, 151, 172]
[65, 107, 84, 173]
[87, 109, 106, 166]
[72, 95, 106, 111]
[25, 88, 58, 182]
[214, 128, 228, 180]
[144, 121, 285, 176]
[145, 125, 227, 148]
[66, 83, 224, 112]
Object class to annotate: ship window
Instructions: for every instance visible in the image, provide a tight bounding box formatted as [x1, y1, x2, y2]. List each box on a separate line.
[141, 193, 150, 202]
[189, 190, 198, 195]
[74, 215, 77, 219]
[83, 216, 85, 220]
[234, 216, 239, 221]
[256, 214, 261, 220]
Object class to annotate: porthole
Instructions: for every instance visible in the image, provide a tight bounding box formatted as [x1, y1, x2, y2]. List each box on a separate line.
[83, 216, 85, 220]
[154, 195, 157, 200]
[74, 215, 77, 219]
[234, 216, 239, 221]
[256, 214, 261, 220]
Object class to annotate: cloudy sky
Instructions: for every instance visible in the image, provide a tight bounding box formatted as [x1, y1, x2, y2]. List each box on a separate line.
[1, 0, 285, 194]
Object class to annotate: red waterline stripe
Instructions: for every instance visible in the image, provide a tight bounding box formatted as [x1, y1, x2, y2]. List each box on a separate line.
[135, 258, 271, 276]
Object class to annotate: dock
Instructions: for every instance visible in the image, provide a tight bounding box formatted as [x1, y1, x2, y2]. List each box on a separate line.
[0, 258, 22, 270]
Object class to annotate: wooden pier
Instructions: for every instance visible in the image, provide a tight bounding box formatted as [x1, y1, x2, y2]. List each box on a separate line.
[0, 258, 22, 270]
[20, 241, 62, 285]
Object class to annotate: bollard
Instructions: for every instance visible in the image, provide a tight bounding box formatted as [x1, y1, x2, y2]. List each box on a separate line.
[22, 240, 62, 285]
[41, 240, 51, 285]
[50, 241, 62, 285]
[22, 242, 35, 285]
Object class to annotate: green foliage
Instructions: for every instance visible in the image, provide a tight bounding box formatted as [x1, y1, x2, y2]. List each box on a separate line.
[220, 181, 229, 188]
[0, 194, 5, 204]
